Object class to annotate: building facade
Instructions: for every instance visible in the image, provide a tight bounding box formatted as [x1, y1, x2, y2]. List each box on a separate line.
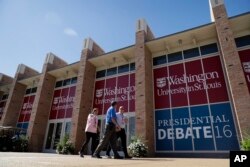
[0, 0, 250, 157]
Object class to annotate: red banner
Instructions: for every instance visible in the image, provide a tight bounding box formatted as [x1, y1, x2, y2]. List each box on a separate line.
[154, 55, 229, 108]
[202, 56, 228, 103]
[18, 95, 35, 122]
[239, 49, 250, 94]
[93, 73, 135, 115]
[103, 78, 117, 114]
[169, 63, 188, 107]
[154, 67, 170, 109]
[49, 86, 76, 120]
[93, 80, 105, 115]
[185, 60, 207, 105]
[117, 75, 129, 112]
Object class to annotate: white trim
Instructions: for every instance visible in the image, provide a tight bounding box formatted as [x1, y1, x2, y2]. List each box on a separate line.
[17, 64, 25, 74]
[136, 19, 147, 33]
[182, 50, 195, 151]
[237, 45, 250, 51]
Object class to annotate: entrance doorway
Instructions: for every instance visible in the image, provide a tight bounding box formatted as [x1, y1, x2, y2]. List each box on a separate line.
[43, 119, 71, 153]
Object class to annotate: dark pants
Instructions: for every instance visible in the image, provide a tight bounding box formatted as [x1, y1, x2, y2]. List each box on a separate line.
[80, 132, 98, 155]
[106, 128, 129, 157]
[93, 123, 120, 157]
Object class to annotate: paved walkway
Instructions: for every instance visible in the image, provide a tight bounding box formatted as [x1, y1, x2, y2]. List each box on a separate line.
[0, 152, 229, 167]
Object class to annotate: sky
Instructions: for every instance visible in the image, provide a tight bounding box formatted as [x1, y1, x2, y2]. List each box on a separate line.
[0, 0, 249, 77]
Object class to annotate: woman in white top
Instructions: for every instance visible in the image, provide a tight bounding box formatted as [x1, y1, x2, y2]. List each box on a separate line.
[79, 108, 99, 158]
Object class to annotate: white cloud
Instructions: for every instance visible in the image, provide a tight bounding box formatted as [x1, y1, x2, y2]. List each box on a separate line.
[63, 28, 78, 37]
[45, 12, 62, 25]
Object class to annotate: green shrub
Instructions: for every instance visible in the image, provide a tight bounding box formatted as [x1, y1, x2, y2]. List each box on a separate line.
[241, 134, 250, 151]
[13, 135, 28, 152]
[128, 136, 148, 157]
[56, 134, 74, 154]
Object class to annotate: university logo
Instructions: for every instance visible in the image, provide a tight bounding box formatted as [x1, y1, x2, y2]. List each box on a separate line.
[96, 89, 103, 98]
[22, 103, 28, 110]
[53, 97, 60, 105]
[243, 61, 250, 73]
[157, 78, 166, 88]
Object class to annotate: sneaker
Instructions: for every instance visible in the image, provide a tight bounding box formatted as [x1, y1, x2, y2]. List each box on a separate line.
[114, 156, 123, 159]
[105, 155, 112, 159]
[92, 154, 102, 159]
[78, 151, 84, 158]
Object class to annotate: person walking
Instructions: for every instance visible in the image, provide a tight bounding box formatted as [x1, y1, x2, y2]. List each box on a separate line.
[79, 108, 99, 157]
[105, 106, 132, 159]
[92, 101, 123, 159]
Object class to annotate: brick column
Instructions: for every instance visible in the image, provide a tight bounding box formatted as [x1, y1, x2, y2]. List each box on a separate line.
[0, 73, 14, 86]
[28, 53, 68, 152]
[0, 74, 13, 122]
[0, 64, 39, 126]
[135, 19, 155, 156]
[210, 0, 250, 139]
[71, 38, 104, 153]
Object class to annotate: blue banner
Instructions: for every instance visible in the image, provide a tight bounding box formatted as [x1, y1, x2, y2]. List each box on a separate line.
[155, 103, 240, 151]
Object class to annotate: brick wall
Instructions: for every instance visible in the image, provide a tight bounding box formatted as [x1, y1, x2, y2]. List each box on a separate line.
[0, 73, 13, 86]
[27, 55, 67, 152]
[70, 41, 101, 153]
[0, 65, 38, 126]
[135, 29, 155, 156]
[212, 4, 250, 139]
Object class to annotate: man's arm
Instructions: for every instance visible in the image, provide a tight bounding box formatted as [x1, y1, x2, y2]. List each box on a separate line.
[110, 108, 121, 130]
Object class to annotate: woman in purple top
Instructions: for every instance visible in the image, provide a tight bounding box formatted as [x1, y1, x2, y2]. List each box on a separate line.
[79, 108, 99, 158]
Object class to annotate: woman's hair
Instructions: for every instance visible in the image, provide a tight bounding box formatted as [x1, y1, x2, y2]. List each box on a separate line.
[91, 108, 98, 114]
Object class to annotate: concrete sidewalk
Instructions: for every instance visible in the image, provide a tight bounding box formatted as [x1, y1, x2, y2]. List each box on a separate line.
[0, 152, 229, 167]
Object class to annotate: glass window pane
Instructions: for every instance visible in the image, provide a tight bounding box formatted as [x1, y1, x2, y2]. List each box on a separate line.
[107, 67, 117, 76]
[71, 77, 77, 84]
[235, 35, 250, 48]
[183, 48, 200, 59]
[53, 123, 63, 149]
[96, 70, 106, 78]
[2, 94, 8, 100]
[55, 81, 63, 88]
[64, 122, 71, 136]
[128, 116, 135, 145]
[168, 52, 182, 63]
[153, 55, 167, 66]
[200, 43, 218, 55]
[130, 63, 135, 71]
[118, 64, 129, 73]
[25, 89, 31, 95]
[63, 79, 71, 86]
[31, 87, 37, 94]
[45, 123, 55, 149]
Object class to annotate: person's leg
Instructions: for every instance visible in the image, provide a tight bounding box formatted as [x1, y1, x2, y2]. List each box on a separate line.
[120, 129, 131, 158]
[90, 133, 97, 155]
[106, 143, 111, 156]
[93, 124, 114, 157]
[79, 132, 91, 156]
[109, 130, 122, 158]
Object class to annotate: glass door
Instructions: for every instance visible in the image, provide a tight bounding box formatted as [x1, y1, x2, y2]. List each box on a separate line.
[43, 119, 71, 152]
